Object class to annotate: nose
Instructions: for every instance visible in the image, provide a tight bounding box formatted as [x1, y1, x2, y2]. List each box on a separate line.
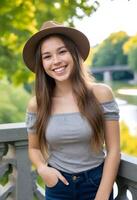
[52, 54, 61, 65]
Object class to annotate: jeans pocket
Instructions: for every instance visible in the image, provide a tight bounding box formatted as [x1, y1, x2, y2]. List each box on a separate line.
[46, 179, 60, 189]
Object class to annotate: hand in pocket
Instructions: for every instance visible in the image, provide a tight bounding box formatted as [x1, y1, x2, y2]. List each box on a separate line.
[37, 164, 69, 187]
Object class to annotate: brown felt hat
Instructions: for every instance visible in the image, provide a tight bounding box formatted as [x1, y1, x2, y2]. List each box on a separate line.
[23, 21, 90, 73]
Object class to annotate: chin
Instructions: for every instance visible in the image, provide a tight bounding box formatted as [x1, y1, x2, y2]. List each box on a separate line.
[55, 74, 71, 82]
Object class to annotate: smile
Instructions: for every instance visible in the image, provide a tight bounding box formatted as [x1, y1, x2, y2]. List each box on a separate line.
[52, 65, 67, 74]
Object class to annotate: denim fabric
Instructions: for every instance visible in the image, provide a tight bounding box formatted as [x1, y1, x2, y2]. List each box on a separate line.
[45, 162, 113, 200]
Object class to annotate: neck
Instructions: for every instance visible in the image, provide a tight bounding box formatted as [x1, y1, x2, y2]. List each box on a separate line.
[54, 80, 73, 97]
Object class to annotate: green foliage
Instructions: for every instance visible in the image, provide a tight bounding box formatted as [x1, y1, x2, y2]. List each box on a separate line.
[0, 171, 9, 186]
[128, 46, 137, 72]
[0, 165, 13, 186]
[92, 31, 129, 67]
[120, 121, 137, 156]
[92, 40, 115, 66]
[0, 0, 37, 83]
[0, 78, 30, 123]
[35, 0, 99, 26]
[0, 0, 99, 85]
[123, 34, 137, 54]
[123, 35, 137, 73]
[37, 174, 45, 188]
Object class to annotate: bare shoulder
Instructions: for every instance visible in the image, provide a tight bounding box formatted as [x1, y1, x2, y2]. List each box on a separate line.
[91, 83, 114, 103]
[27, 96, 37, 113]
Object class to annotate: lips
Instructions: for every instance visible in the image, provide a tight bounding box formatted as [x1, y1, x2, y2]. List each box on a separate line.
[54, 67, 65, 72]
[52, 65, 67, 74]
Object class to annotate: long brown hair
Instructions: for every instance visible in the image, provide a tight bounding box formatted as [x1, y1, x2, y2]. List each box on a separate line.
[35, 34, 105, 158]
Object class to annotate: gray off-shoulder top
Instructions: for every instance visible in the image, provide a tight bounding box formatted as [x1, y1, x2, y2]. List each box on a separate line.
[25, 99, 119, 173]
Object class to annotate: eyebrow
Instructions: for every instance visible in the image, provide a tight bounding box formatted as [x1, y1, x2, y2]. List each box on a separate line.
[42, 46, 66, 55]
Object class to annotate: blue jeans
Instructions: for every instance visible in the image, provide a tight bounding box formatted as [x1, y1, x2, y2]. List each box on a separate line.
[45, 162, 113, 200]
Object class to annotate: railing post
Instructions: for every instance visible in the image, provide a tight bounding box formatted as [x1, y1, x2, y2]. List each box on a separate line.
[130, 186, 137, 200]
[103, 71, 112, 83]
[115, 177, 129, 200]
[14, 140, 33, 200]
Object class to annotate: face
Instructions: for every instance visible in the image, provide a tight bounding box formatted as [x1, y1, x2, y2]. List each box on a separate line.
[41, 36, 74, 83]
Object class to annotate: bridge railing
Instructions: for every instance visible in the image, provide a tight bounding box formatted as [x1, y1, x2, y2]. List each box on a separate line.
[90, 65, 134, 83]
[0, 123, 137, 200]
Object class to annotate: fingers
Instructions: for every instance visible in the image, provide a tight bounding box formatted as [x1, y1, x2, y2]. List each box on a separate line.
[58, 174, 69, 185]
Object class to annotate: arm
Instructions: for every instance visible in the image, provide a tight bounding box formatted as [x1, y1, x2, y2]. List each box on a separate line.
[95, 120, 120, 200]
[26, 97, 46, 169]
[92, 84, 121, 200]
[27, 97, 69, 186]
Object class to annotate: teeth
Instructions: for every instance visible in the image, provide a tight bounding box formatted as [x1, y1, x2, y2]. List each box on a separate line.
[54, 67, 65, 72]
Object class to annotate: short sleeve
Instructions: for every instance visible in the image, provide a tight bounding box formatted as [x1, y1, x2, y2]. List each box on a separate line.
[101, 100, 120, 121]
[25, 112, 37, 133]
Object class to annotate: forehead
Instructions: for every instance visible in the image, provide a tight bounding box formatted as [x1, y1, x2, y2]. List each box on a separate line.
[41, 36, 65, 51]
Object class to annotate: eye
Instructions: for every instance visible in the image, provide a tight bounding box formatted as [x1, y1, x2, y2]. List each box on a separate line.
[59, 49, 67, 54]
[43, 55, 51, 59]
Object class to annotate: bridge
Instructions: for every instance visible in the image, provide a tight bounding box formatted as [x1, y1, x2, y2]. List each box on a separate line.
[90, 65, 134, 83]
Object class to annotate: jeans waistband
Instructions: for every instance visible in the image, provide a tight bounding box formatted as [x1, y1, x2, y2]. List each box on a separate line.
[48, 162, 104, 180]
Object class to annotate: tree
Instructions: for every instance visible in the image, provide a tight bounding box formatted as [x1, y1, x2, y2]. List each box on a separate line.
[0, 0, 99, 85]
[123, 35, 137, 83]
[0, 78, 30, 123]
[128, 47, 137, 71]
[92, 40, 115, 67]
[128, 47, 137, 82]
[91, 31, 129, 67]
[123, 34, 137, 54]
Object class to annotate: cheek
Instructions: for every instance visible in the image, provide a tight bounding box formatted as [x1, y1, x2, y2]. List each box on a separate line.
[42, 60, 49, 71]
[42, 67, 52, 77]
[43, 66, 50, 75]
[42, 63, 50, 75]
[42, 61, 54, 78]
[66, 54, 74, 66]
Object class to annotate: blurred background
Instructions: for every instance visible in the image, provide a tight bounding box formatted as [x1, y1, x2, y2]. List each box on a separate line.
[0, 0, 137, 157]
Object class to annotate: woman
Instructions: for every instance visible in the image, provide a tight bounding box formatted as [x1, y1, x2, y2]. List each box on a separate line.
[23, 21, 120, 200]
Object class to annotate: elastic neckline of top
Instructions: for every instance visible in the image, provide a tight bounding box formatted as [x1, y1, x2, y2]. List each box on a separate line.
[101, 99, 116, 105]
[26, 99, 116, 116]
[26, 111, 80, 117]
[51, 112, 80, 117]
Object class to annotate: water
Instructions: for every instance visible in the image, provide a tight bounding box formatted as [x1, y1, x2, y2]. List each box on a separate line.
[115, 88, 137, 136]
[118, 101, 137, 135]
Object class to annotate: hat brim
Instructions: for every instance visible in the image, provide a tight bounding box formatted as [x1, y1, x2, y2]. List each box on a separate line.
[23, 26, 90, 73]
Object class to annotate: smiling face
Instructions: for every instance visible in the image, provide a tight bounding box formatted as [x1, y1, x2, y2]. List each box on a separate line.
[40, 36, 74, 83]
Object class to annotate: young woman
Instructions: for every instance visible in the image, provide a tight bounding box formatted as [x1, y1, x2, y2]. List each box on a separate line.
[23, 21, 120, 200]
